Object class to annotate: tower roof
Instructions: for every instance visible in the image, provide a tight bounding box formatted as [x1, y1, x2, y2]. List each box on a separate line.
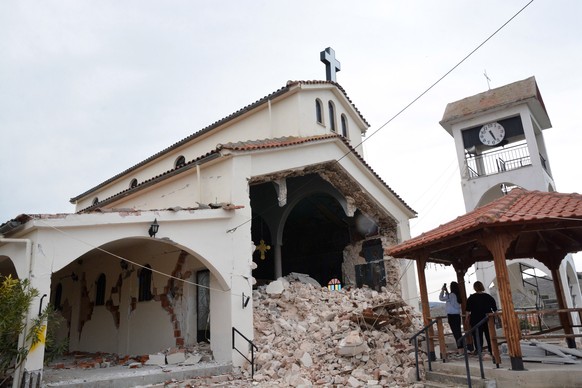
[439, 76, 551, 133]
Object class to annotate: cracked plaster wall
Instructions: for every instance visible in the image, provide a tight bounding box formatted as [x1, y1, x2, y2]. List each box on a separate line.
[53, 243, 206, 356]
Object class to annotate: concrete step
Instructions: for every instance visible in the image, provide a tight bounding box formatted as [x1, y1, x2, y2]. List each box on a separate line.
[425, 370, 496, 388]
[42, 362, 233, 388]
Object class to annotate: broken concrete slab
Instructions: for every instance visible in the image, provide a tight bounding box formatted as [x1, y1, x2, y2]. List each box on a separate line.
[166, 351, 186, 365]
[266, 279, 285, 295]
[183, 354, 202, 365]
[144, 354, 166, 366]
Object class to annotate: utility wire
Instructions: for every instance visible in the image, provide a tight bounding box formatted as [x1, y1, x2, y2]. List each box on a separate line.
[18, 2, 537, 301]
[226, 0, 535, 235]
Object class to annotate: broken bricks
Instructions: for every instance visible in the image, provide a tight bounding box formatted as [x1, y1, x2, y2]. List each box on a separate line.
[248, 276, 423, 386]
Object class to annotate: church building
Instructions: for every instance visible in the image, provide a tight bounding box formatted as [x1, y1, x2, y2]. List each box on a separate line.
[0, 48, 418, 384]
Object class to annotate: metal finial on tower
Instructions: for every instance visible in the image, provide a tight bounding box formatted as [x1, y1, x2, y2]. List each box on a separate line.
[484, 69, 491, 90]
[320, 47, 341, 82]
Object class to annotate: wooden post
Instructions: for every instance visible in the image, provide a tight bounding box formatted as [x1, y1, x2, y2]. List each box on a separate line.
[482, 232, 524, 371]
[437, 317, 447, 360]
[416, 256, 436, 360]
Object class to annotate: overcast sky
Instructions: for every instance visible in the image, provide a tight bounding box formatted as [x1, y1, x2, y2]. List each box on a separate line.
[1, 1, 581, 301]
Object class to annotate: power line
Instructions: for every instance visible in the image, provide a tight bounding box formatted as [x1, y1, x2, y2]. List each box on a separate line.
[226, 0, 534, 235]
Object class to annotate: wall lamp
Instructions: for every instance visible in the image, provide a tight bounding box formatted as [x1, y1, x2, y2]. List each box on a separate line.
[148, 219, 159, 238]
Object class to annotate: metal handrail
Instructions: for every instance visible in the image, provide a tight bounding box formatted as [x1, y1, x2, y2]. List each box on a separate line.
[456, 315, 498, 388]
[409, 319, 437, 381]
[232, 327, 259, 379]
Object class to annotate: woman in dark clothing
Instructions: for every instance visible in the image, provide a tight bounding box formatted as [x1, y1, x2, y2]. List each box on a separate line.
[465, 281, 497, 355]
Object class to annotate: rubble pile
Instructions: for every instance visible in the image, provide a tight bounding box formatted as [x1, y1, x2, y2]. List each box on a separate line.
[244, 275, 425, 387]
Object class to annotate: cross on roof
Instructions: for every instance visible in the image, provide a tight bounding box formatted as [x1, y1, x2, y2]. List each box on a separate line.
[320, 47, 341, 82]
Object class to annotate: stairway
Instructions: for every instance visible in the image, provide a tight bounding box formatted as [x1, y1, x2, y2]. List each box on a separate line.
[423, 368, 496, 388]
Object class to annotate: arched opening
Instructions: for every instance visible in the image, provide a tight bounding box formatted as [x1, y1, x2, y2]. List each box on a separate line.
[341, 114, 348, 138]
[175, 155, 186, 169]
[0, 256, 18, 279]
[281, 193, 349, 285]
[48, 237, 225, 357]
[138, 265, 153, 302]
[315, 99, 323, 124]
[328, 101, 336, 132]
[95, 273, 106, 306]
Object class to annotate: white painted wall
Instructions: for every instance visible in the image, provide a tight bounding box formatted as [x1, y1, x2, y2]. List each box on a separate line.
[74, 84, 368, 211]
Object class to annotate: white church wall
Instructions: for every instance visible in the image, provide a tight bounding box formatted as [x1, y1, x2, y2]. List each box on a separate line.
[78, 307, 118, 353]
[127, 300, 176, 355]
[73, 85, 369, 212]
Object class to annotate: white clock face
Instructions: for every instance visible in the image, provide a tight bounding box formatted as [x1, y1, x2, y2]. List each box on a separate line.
[479, 122, 505, 146]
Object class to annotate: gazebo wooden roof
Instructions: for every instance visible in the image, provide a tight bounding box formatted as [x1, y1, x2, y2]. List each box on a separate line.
[387, 188, 582, 270]
[386, 188, 582, 370]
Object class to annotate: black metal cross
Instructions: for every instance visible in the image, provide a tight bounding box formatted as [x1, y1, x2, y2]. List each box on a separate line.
[320, 47, 341, 82]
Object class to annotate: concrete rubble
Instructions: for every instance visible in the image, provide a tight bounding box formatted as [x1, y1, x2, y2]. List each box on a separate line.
[43, 274, 428, 387]
[238, 275, 426, 387]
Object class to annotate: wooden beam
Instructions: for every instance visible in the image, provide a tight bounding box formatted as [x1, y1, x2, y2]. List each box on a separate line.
[482, 231, 524, 371]
[416, 256, 436, 360]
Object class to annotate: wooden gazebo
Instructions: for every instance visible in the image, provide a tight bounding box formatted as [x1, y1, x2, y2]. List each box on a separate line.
[386, 188, 582, 370]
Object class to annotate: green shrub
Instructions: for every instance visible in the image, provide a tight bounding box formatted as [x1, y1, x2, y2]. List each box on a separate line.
[0, 275, 67, 386]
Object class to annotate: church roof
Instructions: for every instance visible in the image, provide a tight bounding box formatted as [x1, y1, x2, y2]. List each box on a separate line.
[75, 134, 416, 215]
[386, 188, 582, 264]
[439, 76, 551, 132]
[70, 81, 369, 203]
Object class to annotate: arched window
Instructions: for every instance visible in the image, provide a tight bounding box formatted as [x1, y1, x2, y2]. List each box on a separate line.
[328, 101, 336, 132]
[175, 155, 186, 169]
[95, 273, 106, 306]
[130, 178, 138, 188]
[341, 114, 348, 138]
[138, 265, 153, 302]
[92, 197, 99, 206]
[53, 283, 63, 310]
[315, 99, 323, 124]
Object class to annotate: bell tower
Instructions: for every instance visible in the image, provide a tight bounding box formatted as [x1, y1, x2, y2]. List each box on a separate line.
[440, 76, 555, 211]
[439, 76, 581, 316]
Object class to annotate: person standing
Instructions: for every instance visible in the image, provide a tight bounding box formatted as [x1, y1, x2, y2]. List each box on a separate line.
[439, 281, 463, 355]
[465, 281, 498, 355]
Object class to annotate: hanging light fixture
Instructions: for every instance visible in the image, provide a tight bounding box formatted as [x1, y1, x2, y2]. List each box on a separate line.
[148, 219, 159, 238]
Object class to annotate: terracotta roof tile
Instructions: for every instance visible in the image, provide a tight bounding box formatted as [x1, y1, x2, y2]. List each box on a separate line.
[387, 188, 582, 257]
[74, 135, 415, 216]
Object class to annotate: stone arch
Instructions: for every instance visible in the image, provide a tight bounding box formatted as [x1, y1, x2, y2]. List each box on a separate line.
[275, 184, 350, 247]
[51, 236, 229, 356]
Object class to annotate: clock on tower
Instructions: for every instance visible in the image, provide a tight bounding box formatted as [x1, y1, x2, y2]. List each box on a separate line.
[478, 122, 505, 146]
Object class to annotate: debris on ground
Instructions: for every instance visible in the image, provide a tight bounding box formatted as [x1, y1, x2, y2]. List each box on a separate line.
[238, 275, 425, 387]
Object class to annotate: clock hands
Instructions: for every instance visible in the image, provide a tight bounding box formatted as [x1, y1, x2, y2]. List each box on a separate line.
[488, 130, 497, 142]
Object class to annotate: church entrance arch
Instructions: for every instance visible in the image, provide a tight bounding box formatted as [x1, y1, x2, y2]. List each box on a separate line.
[280, 193, 350, 286]
[250, 173, 387, 289]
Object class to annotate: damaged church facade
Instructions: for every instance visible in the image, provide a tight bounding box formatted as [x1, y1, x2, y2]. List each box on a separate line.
[0, 78, 418, 382]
